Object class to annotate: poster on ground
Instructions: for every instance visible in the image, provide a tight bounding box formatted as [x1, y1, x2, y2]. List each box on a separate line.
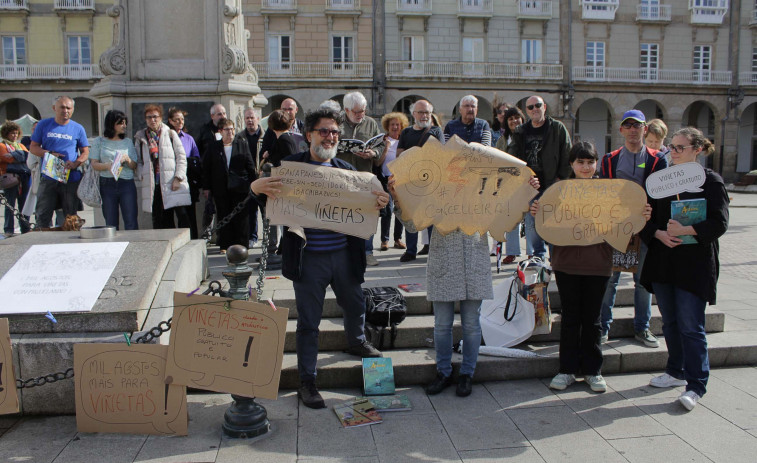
[0, 318, 19, 415]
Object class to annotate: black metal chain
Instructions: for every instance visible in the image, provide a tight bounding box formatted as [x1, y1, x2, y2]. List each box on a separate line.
[0, 190, 36, 231]
[200, 192, 253, 240]
[132, 318, 172, 344]
[254, 216, 270, 301]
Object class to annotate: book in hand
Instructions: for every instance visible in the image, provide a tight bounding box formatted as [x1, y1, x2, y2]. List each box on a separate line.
[670, 198, 706, 245]
[338, 133, 385, 155]
[362, 357, 395, 396]
[397, 283, 424, 293]
[110, 150, 128, 180]
[354, 394, 411, 412]
[333, 398, 382, 428]
[42, 152, 70, 183]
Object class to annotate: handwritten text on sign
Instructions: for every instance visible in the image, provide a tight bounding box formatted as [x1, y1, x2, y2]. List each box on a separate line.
[266, 161, 383, 240]
[645, 162, 706, 199]
[388, 136, 537, 241]
[0, 319, 19, 415]
[165, 293, 289, 400]
[74, 343, 188, 436]
[534, 179, 647, 252]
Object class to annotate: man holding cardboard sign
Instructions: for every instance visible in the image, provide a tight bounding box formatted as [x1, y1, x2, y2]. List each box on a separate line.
[251, 108, 388, 410]
[599, 109, 668, 347]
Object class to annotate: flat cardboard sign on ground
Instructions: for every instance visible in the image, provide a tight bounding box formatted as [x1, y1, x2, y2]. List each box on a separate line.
[0, 318, 19, 415]
[0, 242, 128, 314]
[266, 160, 383, 239]
[645, 162, 706, 199]
[74, 343, 188, 436]
[388, 136, 537, 241]
[534, 179, 647, 252]
[165, 292, 289, 400]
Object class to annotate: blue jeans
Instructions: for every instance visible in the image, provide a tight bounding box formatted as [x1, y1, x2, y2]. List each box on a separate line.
[365, 234, 374, 255]
[433, 299, 482, 377]
[505, 223, 521, 256]
[405, 230, 418, 255]
[524, 204, 546, 258]
[600, 240, 651, 333]
[100, 177, 138, 230]
[652, 282, 709, 397]
[248, 196, 259, 242]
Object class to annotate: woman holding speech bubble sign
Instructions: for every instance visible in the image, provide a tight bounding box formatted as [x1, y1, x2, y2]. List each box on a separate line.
[640, 127, 729, 411]
[530, 141, 652, 393]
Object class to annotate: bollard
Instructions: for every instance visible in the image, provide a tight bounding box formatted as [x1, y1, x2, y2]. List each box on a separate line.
[218, 244, 271, 439]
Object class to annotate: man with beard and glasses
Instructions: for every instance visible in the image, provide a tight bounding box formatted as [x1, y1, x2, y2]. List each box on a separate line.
[250, 108, 389, 410]
[395, 99, 444, 262]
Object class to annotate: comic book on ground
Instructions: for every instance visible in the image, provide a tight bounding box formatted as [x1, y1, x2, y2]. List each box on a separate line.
[333, 398, 382, 428]
[397, 283, 424, 293]
[670, 198, 706, 245]
[338, 133, 385, 155]
[362, 357, 395, 396]
[354, 394, 411, 412]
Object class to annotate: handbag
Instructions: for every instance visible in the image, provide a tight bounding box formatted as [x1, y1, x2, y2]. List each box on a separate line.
[612, 234, 641, 273]
[362, 287, 407, 350]
[77, 161, 102, 208]
[516, 257, 552, 335]
[480, 276, 535, 348]
[1, 173, 19, 190]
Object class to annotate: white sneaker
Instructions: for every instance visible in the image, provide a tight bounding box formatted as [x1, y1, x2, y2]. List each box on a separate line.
[549, 373, 576, 390]
[584, 375, 607, 393]
[678, 390, 700, 411]
[650, 373, 687, 388]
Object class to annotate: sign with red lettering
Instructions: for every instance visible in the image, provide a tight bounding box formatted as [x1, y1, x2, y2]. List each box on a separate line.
[165, 292, 289, 400]
[74, 343, 187, 435]
[0, 318, 19, 415]
[534, 179, 648, 251]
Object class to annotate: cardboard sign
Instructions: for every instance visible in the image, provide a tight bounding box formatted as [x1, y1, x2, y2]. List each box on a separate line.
[645, 162, 706, 199]
[534, 179, 647, 252]
[0, 242, 128, 314]
[74, 343, 188, 436]
[266, 161, 383, 239]
[388, 136, 537, 241]
[165, 292, 289, 400]
[0, 319, 19, 415]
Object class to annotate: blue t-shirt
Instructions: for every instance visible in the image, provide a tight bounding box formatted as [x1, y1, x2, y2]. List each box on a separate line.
[31, 117, 89, 182]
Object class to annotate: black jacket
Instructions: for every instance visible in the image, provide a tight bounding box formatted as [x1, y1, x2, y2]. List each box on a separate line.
[201, 137, 257, 198]
[273, 150, 367, 282]
[197, 120, 220, 161]
[260, 119, 305, 159]
[507, 116, 572, 190]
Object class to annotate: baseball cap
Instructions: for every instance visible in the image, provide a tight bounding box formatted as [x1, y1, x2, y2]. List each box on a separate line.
[621, 109, 646, 125]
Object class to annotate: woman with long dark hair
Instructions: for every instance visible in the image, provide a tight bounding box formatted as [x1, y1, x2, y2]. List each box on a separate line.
[90, 110, 139, 230]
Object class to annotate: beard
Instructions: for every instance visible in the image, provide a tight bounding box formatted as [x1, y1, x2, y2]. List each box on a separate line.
[416, 119, 432, 129]
[313, 143, 337, 161]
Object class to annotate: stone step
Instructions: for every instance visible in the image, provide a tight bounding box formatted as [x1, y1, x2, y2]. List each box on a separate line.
[278, 329, 757, 389]
[275, 280, 644, 319]
[281, 307, 725, 353]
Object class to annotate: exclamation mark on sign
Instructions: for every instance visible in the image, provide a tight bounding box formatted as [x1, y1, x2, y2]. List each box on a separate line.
[164, 383, 169, 415]
[0, 363, 4, 392]
[243, 336, 254, 367]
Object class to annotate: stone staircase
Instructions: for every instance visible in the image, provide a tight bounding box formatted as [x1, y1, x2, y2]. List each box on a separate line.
[273, 281, 731, 389]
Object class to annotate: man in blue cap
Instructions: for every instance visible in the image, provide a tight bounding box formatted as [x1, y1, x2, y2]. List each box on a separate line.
[599, 109, 668, 347]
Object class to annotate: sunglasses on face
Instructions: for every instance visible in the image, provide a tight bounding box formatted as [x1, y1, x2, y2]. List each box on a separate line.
[668, 144, 694, 154]
[621, 121, 645, 129]
[497, 108, 508, 114]
[526, 103, 543, 110]
[315, 128, 340, 137]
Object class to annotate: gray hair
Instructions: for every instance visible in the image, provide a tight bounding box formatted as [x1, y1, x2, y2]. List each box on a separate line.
[410, 100, 434, 113]
[53, 95, 74, 108]
[343, 92, 367, 111]
[210, 103, 226, 115]
[318, 99, 342, 113]
[459, 95, 478, 107]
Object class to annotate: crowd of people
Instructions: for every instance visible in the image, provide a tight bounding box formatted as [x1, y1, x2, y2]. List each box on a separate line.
[0, 91, 728, 413]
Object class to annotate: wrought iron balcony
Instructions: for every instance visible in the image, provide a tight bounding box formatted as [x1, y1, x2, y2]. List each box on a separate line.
[580, 0, 619, 21]
[386, 60, 563, 80]
[0, 64, 103, 81]
[573, 66, 731, 85]
[636, 3, 671, 22]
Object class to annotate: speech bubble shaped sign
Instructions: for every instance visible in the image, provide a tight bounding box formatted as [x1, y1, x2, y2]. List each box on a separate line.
[165, 292, 289, 400]
[388, 136, 537, 241]
[0, 318, 19, 415]
[534, 179, 648, 252]
[74, 344, 187, 436]
[645, 162, 706, 199]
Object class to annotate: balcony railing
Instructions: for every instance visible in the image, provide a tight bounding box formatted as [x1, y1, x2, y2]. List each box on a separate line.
[386, 61, 563, 80]
[0, 0, 28, 10]
[326, 0, 359, 9]
[689, 0, 728, 25]
[636, 4, 672, 21]
[458, 0, 493, 16]
[261, 0, 297, 10]
[739, 71, 757, 85]
[53, 0, 95, 10]
[518, 0, 552, 19]
[396, 0, 432, 15]
[580, 0, 619, 21]
[573, 66, 731, 85]
[0, 64, 104, 80]
[250, 61, 372, 80]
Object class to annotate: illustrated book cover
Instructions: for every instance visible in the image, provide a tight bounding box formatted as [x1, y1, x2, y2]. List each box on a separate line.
[338, 133, 385, 155]
[42, 152, 69, 183]
[362, 357, 395, 396]
[333, 398, 382, 428]
[354, 394, 411, 412]
[670, 198, 706, 245]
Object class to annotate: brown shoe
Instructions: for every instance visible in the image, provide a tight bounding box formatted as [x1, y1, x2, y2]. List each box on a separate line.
[393, 240, 406, 249]
[502, 255, 516, 264]
[380, 241, 389, 251]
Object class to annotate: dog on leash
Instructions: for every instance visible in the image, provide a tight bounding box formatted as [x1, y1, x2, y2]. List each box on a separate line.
[33, 214, 86, 232]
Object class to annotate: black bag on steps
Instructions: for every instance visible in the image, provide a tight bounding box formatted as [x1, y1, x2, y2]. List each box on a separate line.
[362, 287, 407, 350]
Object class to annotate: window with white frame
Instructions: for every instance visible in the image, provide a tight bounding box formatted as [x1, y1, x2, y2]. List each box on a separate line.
[752, 47, 757, 74]
[693, 45, 711, 82]
[462, 37, 484, 75]
[402, 36, 424, 72]
[332, 36, 354, 70]
[521, 39, 542, 64]
[67, 35, 91, 66]
[2, 36, 26, 65]
[640, 43, 658, 80]
[268, 35, 291, 71]
[586, 41, 605, 78]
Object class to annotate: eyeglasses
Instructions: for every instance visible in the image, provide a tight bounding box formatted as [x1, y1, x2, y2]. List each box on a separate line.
[526, 103, 543, 110]
[348, 108, 366, 115]
[414, 111, 431, 116]
[497, 109, 508, 114]
[315, 128, 340, 137]
[668, 144, 694, 154]
[281, 107, 296, 112]
[146, 115, 161, 120]
[621, 121, 644, 129]
[221, 128, 235, 132]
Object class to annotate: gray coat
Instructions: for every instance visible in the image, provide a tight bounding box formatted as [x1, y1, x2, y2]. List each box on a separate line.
[397, 206, 493, 302]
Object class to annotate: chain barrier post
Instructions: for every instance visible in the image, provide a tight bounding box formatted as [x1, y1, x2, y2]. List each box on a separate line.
[257, 164, 282, 271]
